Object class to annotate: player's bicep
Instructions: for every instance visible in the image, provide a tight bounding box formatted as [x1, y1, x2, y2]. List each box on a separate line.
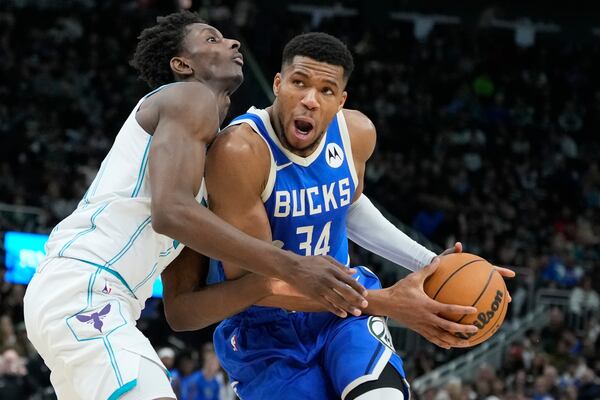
[205, 132, 272, 275]
[147, 85, 219, 226]
[149, 118, 207, 202]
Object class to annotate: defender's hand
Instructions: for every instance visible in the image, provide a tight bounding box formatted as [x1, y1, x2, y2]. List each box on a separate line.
[381, 258, 478, 349]
[286, 254, 368, 319]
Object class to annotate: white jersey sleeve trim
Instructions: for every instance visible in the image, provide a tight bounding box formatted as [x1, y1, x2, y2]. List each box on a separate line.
[337, 111, 359, 189]
[258, 138, 276, 203]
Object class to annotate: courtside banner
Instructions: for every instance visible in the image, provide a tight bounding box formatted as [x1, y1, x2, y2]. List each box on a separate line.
[3, 231, 164, 298]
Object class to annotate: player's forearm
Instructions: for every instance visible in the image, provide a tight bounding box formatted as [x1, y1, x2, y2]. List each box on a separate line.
[346, 195, 436, 271]
[165, 274, 270, 331]
[153, 201, 293, 280]
[258, 285, 390, 316]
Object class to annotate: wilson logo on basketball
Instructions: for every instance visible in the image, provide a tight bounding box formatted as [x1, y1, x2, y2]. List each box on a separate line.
[455, 290, 504, 340]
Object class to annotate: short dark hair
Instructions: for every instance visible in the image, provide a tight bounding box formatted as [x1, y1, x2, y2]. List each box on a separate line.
[131, 11, 205, 89]
[282, 32, 354, 81]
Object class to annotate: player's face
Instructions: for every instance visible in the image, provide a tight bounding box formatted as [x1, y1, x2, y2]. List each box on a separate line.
[273, 56, 347, 155]
[180, 23, 244, 93]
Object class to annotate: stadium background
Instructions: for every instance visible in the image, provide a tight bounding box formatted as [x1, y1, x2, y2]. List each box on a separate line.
[1, 0, 599, 399]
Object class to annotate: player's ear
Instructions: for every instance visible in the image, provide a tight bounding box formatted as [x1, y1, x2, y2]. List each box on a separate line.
[273, 73, 282, 97]
[170, 56, 193, 78]
[338, 91, 347, 112]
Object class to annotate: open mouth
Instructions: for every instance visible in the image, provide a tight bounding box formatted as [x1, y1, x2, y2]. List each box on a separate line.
[293, 119, 314, 136]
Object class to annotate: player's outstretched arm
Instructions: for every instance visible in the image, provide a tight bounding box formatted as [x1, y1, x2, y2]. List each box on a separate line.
[145, 90, 367, 317]
[258, 259, 480, 349]
[162, 247, 272, 331]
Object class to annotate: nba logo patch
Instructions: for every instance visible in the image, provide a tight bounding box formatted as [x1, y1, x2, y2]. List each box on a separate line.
[326, 143, 344, 168]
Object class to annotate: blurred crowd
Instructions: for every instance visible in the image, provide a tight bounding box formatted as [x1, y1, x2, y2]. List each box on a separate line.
[1, 0, 599, 399]
[414, 308, 600, 400]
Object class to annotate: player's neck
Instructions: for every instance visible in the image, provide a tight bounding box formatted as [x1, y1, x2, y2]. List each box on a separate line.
[183, 78, 231, 124]
[182, 76, 231, 97]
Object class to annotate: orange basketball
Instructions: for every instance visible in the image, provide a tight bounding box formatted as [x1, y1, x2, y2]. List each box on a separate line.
[423, 252, 509, 347]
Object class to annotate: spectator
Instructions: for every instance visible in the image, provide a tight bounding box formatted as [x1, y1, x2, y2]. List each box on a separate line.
[541, 308, 567, 353]
[569, 276, 600, 317]
[0, 347, 33, 399]
[181, 343, 224, 400]
[577, 368, 600, 400]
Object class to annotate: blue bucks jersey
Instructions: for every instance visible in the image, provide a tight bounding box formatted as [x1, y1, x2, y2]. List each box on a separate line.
[228, 107, 358, 266]
[214, 108, 407, 400]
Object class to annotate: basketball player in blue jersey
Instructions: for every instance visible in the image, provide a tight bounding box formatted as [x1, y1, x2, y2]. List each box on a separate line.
[22, 14, 369, 400]
[162, 32, 514, 399]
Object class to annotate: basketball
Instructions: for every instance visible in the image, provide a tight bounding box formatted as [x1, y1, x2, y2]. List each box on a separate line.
[423, 253, 509, 347]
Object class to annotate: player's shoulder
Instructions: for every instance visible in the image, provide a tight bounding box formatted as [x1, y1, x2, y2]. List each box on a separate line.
[342, 108, 376, 145]
[153, 82, 218, 114]
[140, 82, 218, 127]
[210, 122, 270, 165]
[153, 81, 216, 102]
[137, 82, 219, 137]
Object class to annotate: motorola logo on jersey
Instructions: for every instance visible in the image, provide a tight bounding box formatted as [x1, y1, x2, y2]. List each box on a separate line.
[325, 143, 344, 168]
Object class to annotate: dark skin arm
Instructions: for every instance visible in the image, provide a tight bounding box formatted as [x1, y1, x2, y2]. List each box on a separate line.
[161, 247, 272, 331]
[140, 83, 366, 316]
[197, 119, 476, 343]
[260, 110, 514, 349]
[203, 123, 364, 318]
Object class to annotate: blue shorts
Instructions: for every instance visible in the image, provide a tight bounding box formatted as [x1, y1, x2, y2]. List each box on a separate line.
[213, 267, 406, 399]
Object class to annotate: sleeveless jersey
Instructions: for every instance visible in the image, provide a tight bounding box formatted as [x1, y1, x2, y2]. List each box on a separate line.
[229, 107, 358, 266]
[44, 84, 206, 304]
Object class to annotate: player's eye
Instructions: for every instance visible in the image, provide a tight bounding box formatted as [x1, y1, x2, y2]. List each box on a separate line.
[207, 36, 218, 43]
[322, 87, 334, 95]
[293, 80, 305, 87]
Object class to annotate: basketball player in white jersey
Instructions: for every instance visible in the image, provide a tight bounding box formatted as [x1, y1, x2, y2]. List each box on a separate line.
[162, 33, 514, 399]
[22, 13, 369, 400]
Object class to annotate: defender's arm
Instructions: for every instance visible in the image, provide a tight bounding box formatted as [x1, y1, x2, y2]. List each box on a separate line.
[143, 84, 366, 315]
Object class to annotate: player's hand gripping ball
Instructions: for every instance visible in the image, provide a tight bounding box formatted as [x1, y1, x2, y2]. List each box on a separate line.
[424, 253, 509, 347]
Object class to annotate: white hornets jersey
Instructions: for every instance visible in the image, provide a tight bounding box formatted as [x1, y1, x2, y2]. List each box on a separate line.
[44, 84, 206, 305]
